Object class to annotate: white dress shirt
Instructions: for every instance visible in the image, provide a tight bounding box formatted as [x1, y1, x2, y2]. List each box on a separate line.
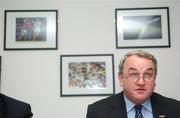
[124, 95, 154, 118]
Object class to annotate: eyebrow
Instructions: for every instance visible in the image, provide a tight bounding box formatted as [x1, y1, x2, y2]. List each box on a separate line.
[128, 67, 154, 72]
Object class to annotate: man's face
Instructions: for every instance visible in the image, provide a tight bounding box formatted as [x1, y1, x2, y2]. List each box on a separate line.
[119, 55, 156, 104]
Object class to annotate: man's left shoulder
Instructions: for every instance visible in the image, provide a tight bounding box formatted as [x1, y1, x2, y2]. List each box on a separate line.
[151, 92, 180, 106]
[151, 92, 180, 117]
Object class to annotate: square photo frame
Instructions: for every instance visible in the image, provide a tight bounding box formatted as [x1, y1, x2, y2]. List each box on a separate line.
[115, 7, 170, 48]
[4, 10, 58, 50]
[60, 54, 115, 96]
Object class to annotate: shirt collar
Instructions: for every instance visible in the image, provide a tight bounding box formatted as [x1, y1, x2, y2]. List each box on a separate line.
[124, 94, 153, 113]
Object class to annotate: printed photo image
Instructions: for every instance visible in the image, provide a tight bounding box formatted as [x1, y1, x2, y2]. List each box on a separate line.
[68, 62, 106, 89]
[16, 17, 47, 41]
[123, 15, 162, 40]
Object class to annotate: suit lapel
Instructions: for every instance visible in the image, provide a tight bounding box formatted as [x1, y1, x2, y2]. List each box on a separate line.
[108, 92, 127, 118]
[107, 92, 171, 118]
[151, 93, 168, 118]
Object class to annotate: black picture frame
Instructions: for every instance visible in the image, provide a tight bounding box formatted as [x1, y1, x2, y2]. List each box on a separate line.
[115, 7, 170, 48]
[60, 54, 115, 97]
[4, 10, 58, 50]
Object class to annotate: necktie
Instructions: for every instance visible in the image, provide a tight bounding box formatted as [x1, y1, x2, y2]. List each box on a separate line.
[134, 105, 144, 118]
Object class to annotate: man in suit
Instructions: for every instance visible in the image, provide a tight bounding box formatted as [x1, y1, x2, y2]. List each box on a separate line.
[86, 50, 180, 118]
[0, 93, 33, 118]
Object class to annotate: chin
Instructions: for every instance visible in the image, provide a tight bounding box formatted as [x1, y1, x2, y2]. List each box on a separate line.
[135, 95, 149, 102]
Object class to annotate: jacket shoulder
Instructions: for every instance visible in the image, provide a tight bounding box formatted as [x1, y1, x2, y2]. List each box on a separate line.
[152, 92, 180, 105]
[1, 93, 30, 108]
[151, 92, 180, 117]
[89, 93, 122, 108]
[0, 93, 33, 118]
[86, 93, 124, 118]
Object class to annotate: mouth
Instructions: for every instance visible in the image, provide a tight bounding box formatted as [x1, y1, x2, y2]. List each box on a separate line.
[135, 88, 146, 93]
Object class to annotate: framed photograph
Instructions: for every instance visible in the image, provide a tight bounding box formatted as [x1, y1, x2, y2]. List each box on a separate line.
[4, 10, 58, 50]
[60, 54, 115, 96]
[115, 7, 170, 48]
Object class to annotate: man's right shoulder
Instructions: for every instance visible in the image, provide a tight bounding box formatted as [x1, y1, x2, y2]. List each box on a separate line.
[89, 92, 123, 108]
[86, 92, 124, 118]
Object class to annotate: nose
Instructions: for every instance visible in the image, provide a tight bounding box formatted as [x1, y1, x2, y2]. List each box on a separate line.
[136, 76, 145, 85]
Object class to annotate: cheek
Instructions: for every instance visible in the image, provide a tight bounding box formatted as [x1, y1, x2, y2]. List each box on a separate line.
[150, 80, 156, 86]
[121, 80, 134, 89]
[146, 81, 156, 90]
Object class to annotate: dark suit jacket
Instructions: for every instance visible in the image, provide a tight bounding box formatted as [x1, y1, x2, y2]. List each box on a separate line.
[86, 92, 180, 118]
[0, 93, 33, 118]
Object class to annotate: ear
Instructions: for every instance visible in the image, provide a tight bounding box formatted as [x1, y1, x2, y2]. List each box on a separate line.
[118, 73, 123, 87]
[153, 75, 157, 86]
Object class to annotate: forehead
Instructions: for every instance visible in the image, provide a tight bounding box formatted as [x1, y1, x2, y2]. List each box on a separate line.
[124, 55, 154, 71]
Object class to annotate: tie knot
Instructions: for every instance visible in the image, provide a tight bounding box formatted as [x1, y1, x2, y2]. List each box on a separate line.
[134, 105, 143, 118]
[134, 105, 143, 111]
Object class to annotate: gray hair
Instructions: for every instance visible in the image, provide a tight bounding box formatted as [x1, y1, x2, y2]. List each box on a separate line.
[118, 50, 157, 75]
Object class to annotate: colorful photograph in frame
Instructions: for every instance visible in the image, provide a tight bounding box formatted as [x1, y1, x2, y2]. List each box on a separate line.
[4, 10, 58, 50]
[60, 54, 115, 96]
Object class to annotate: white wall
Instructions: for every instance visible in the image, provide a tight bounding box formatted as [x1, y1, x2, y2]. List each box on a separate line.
[0, 0, 180, 118]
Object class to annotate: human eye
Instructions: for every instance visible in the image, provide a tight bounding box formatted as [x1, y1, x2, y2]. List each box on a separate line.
[129, 73, 139, 80]
[143, 73, 153, 80]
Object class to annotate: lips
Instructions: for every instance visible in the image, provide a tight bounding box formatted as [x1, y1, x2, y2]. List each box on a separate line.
[135, 88, 146, 93]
